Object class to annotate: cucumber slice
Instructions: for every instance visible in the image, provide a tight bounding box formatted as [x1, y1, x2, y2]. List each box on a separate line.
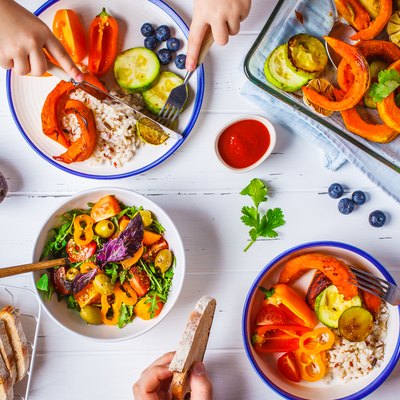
[314, 285, 362, 328]
[114, 47, 160, 93]
[143, 71, 184, 114]
[264, 44, 309, 92]
[339, 306, 373, 342]
[288, 34, 328, 74]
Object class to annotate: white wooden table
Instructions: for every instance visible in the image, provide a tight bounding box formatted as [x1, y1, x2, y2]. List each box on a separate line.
[0, 1, 399, 399]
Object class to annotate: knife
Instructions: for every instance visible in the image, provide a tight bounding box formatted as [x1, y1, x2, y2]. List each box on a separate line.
[168, 295, 216, 400]
[46, 62, 182, 141]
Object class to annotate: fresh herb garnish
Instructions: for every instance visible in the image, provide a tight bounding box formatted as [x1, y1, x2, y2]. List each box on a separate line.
[36, 273, 54, 300]
[118, 303, 134, 328]
[370, 69, 400, 103]
[240, 178, 285, 252]
[67, 295, 80, 311]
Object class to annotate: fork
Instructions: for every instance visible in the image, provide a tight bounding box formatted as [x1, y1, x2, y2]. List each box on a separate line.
[157, 30, 214, 127]
[348, 266, 400, 306]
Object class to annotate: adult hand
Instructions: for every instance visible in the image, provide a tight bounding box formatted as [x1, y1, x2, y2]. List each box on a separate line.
[0, 0, 82, 80]
[133, 353, 213, 399]
[186, 0, 251, 70]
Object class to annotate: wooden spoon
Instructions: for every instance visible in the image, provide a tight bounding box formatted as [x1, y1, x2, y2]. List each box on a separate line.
[0, 258, 67, 278]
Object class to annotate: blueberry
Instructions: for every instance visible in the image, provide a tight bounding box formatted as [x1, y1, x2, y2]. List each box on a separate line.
[144, 35, 158, 51]
[155, 25, 171, 42]
[352, 190, 366, 205]
[175, 53, 186, 69]
[166, 38, 181, 52]
[369, 210, 386, 227]
[157, 48, 172, 65]
[141, 23, 155, 37]
[338, 198, 354, 215]
[328, 183, 344, 199]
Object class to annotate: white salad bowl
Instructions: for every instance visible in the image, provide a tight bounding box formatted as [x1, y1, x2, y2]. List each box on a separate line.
[242, 241, 400, 400]
[32, 187, 185, 342]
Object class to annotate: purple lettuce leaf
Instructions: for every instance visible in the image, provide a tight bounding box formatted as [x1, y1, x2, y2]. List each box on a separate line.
[96, 213, 144, 267]
[70, 268, 98, 294]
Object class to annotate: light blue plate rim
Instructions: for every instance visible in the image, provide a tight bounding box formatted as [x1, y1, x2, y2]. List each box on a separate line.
[242, 241, 400, 400]
[6, 0, 204, 180]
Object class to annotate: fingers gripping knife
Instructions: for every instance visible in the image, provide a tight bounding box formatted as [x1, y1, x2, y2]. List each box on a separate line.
[169, 296, 216, 400]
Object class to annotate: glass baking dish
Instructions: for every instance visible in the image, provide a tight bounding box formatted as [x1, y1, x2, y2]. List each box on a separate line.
[244, 0, 400, 174]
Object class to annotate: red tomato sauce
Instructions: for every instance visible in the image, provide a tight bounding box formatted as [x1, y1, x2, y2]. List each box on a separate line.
[217, 119, 270, 169]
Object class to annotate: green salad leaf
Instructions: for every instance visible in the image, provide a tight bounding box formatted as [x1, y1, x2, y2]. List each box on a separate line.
[370, 69, 400, 103]
[240, 178, 286, 252]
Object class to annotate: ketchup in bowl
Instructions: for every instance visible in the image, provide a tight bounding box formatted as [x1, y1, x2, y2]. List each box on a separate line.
[216, 116, 276, 171]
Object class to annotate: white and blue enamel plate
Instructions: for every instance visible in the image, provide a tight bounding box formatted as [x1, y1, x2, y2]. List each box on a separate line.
[6, 0, 204, 179]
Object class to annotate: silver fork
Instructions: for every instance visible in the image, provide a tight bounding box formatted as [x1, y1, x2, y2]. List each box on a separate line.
[348, 266, 400, 306]
[157, 30, 214, 127]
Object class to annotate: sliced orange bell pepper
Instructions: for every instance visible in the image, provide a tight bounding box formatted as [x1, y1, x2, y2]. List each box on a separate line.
[351, 0, 392, 40]
[302, 37, 369, 111]
[298, 327, 335, 355]
[53, 9, 87, 63]
[143, 230, 162, 246]
[120, 245, 144, 270]
[114, 283, 137, 306]
[334, 0, 370, 31]
[377, 60, 400, 132]
[88, 8, 118, 76]
[294, 349, 327, 382]
[262, 284, 317, 328]
[53, 99, 97, 164]
[341, 107, 398, 142]
[101, 294, 121, 325]
[73, 214, 95, 246]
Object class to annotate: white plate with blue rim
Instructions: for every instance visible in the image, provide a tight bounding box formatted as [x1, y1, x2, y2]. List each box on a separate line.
[6, 0, 204, 179]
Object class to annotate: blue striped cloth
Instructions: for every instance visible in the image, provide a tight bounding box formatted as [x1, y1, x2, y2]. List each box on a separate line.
[241, 0, 400, 202]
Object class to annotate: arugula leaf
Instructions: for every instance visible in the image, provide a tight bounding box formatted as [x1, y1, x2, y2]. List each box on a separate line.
[240, 179, 285, 252]
[36, 273, 49, 292]
[118, 303, 134, 328]
[370, 69, 400, 103]
[67, 295, 80, 311]
[105, 263, 119, 283]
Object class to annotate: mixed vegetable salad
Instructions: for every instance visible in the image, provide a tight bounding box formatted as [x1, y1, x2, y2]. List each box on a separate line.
[251, 253, 383, 383]
[264, 0, 400, 144]
[36, 195, 175, 328]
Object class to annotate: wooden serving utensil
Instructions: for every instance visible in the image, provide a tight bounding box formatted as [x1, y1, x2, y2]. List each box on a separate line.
[0, 258, 68, 278]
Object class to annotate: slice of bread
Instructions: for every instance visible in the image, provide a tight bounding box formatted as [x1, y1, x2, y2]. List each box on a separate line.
[0, 352, 13, 400]
[0, 320, 17, 384]
[169, 296, 216, 400]
[0, 306, 30, 382]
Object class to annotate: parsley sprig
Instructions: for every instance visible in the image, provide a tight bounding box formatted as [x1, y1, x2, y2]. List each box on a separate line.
[240, 178, 285, 252]
[370, 69, 400, 103]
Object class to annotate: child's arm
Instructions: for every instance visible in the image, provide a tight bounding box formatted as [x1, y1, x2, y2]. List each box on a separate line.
[0, 0, 82, 80]
[186, 0, 251, 70]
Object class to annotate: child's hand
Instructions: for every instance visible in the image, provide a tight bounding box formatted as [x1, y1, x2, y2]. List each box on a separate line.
[0, 0, 82, 81]
[186, 0, 251, 70]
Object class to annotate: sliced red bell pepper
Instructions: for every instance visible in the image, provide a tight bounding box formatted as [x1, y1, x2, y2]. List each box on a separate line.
[252, 324, 311, 353]
[88, 8, 118, 76]
[53, 9, 87, 63]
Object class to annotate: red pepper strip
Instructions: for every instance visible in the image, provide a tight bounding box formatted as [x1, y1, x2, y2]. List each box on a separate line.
[252, 324, 312, 353]
[73, 214, 95, 246]
[53, 99, 98, 164]
[52, 9, 87, 63]
[294, 349, 326, 382]
[41, 80, 74, 148]
[351, 0, 393, 41]
[88, 8, 118, 76]
[298, 327, 335, 355]
[263, 284, 317, 328]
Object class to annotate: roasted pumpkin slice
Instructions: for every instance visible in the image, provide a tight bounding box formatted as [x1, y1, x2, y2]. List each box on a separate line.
[303, 79, 335, 116]
[278, 252, 358, 300]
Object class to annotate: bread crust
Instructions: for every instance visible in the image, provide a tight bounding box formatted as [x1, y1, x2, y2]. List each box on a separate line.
[0, 320, 17, 384]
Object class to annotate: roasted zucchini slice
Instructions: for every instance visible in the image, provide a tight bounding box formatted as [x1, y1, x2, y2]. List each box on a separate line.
[387, 11, 400, 47]
[287, 34, 328, 75]
[339, 306, 373, 342]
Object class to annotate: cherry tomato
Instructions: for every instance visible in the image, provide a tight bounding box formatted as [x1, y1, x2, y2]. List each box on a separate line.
[256, 304, 287, 326]
[52, 266, 70, 295]
[66, 238, 97, 262]
[277, 352, 302, 383]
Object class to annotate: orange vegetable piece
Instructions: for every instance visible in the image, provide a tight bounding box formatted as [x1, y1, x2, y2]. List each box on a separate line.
[298, 327, 335, 355]
[142, 230, 162, 246]
[74, 283, 101, 308]
[53, 9, 87, 63]
[88, 8, 118, 76]
[334, 0, 370, 31]
[41, 80, 74, 148]
[120, 245, 144, 270]
[341, 107, 398, 142]
[279, 253, 358, 300]
[377, 59, 400, 132]
[361, 290, 381, 318]
[101, 294, 120, 325]
[135, 297, 163, 320]
[351, 0, 392, 41]
[302, 37, 369, 111]
[90, 195, 121, 222]
[80, 261, 98, 273]
[53, 99, 97, 164]
[114, 283, 137, 306]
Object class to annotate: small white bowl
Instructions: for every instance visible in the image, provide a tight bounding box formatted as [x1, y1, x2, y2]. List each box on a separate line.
[32, 187, 185, 342]
[215, 114, 276, 172]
